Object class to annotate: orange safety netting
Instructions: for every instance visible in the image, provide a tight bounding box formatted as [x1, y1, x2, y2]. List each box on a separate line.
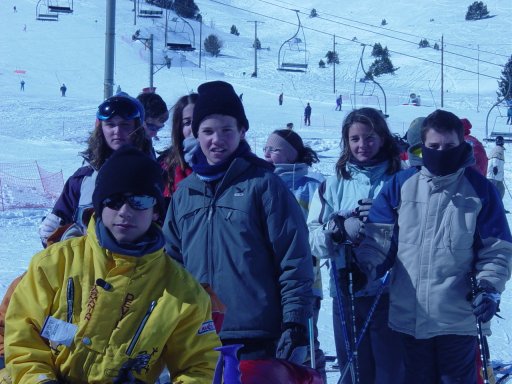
[0, 162, 63, 211]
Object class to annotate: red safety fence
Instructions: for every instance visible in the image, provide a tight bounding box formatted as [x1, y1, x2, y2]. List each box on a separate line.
[0, 162, 64, 211]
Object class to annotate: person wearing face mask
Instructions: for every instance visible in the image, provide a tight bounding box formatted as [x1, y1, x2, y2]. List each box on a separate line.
[355, 109, 512, 384]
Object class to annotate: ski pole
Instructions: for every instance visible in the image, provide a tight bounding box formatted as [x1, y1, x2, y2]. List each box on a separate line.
[339, 270, 390, 383]
[331, 258, 356, 384]
[308, 317, 316, 369]
[469, 274, 490, 384]
[345, 243, 360, 384]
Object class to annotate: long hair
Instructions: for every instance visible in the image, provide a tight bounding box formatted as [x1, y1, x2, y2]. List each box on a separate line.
[165, 93, 199, 172]
[335, 107, 401, 179]
[272, 129, 319, 166]
[80, 117, 151, 170]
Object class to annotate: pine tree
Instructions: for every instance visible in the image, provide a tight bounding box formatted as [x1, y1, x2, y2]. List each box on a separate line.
[173, 0, 199, 19]
[204, 34, 222, 56]
[325, 51, 339, 65]
[418, 39, 430, 48]
[497, 55, 512, 99]
[319, 59, 326, 68]
[366, 42, 398, 79]
[310, 8, 318, 18]
[465, 1, 489, 20]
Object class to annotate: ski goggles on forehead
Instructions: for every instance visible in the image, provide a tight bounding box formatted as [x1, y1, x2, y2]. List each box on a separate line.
[97, 98, 141, 121]
[102, 194, 156, 211]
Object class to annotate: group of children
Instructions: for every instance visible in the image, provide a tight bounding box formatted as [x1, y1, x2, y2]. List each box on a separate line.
[0, 81, 511, 384]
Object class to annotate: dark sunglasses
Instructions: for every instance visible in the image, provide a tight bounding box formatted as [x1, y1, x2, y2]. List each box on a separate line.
[102, 194, 156, 211]
[97, 98, 141, 121]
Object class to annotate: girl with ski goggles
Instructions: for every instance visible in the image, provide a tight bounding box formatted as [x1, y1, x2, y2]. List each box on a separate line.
[96, 95, 143, 121]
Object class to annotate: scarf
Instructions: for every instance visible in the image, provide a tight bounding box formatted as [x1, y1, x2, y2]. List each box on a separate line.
[95, 219, 164, 257]
[349, 150, 389, 168]
[421, 142, 471, 176]
[191, 140, 254, 181]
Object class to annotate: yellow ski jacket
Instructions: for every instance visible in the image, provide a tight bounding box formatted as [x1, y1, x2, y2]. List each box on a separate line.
[5, 218, 220, 384]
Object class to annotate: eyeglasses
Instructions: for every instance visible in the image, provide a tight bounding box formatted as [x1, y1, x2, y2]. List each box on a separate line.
[102, 194, 156, 211]
[97, 98, 141, 121]
[146, 123, 165, 132]
[263, 146, 281, 154]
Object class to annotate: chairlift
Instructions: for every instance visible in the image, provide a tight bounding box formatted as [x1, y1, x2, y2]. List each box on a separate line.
[166, 16, 195, 51]
[48, 0, 73, 13]
[137, 0, 163, 18]
[36, 0, 59, 21]
[277, 10, 308, 72]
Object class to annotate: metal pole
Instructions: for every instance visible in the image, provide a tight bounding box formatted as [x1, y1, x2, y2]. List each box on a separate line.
[149, 34, 154, 89]
[333, 34, 336, 94]
[133, 0, 136, 26]
[477, 44, 480, 112]
[104, 0, 116, 99]
[198, 15, 202, 68]
[254, 22, 258, 77]
[441, 35, 444, 108]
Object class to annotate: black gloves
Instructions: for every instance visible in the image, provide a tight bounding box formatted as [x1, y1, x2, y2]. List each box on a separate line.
[327, 214, 365, 245]
[472, 280, 500, 323]
[275, 322, 308, 363]
[355, 198, 373, 222]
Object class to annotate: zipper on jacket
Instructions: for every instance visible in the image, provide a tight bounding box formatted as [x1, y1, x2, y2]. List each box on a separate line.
[126, 300, 157, 356]
[66, 277, 74, 323]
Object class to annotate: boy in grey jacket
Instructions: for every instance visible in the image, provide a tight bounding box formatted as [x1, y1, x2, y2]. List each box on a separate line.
[163, 81, 314, 363]
[356, 109, 512, 383]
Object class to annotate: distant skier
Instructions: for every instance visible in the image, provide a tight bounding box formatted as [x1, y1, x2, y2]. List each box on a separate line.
[304, 103, 311, 126]
[20, 80, 25, 91]
[335, 95, 342, 111]
[279, 92, 283, 106]
[13, 6, 17, 12]
[116, 85, 122, 94]
[60, 83, 67, 97]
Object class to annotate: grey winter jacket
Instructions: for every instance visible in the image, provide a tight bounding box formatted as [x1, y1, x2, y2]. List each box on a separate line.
[163, 155, 314, 340]
[356, 156, 512, 339]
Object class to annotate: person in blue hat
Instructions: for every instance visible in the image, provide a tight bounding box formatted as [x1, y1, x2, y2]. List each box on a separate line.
[38, 93, 152, 246]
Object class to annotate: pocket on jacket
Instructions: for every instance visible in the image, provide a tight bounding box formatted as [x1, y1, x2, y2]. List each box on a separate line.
[443, 199, 478, 250]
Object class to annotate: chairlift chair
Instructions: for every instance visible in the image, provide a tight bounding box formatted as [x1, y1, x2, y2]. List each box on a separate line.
[166, 16, 195, 51]
[277, 10, 308, 72]
[36, 0, 59, 20]
[137, 0, 163, 18]
[48, 0, 73, 13]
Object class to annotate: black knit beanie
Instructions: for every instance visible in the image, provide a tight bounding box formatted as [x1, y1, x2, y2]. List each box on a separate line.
[192, 80, 249, 137]
[92, 146, 164, 217]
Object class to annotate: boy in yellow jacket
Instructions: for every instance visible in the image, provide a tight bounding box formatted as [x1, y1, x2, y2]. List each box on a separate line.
[2, 146, 220, 384]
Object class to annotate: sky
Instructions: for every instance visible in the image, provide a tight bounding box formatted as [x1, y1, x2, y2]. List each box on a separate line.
[1, 0, 512, 382]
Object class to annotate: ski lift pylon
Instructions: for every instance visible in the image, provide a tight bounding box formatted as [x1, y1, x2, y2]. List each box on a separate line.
[277, 10, 308, 72]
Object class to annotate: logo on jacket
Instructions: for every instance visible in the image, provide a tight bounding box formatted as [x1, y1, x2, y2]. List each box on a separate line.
[234, 187, 244, 197]
[197, 320, 216, 335]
